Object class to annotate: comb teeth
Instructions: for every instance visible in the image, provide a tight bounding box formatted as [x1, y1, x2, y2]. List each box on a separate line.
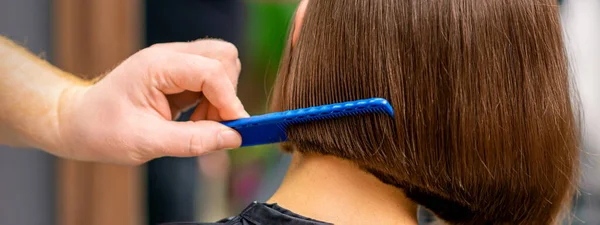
[277, 104, 390, 129]
[221, 98, 394, 147]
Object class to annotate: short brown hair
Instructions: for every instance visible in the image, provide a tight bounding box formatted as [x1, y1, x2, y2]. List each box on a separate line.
[271, 0, 580, 224]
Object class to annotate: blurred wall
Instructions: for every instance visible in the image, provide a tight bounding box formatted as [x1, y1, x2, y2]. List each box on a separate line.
[562, 1, 600, 224]
[0, 1, 56, 225]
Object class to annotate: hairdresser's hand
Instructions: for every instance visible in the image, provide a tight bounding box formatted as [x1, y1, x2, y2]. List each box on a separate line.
[57, 39, 249, 165]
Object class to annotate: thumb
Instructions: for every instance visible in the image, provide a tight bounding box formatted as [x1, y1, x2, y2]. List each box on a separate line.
[143, 120, 242, 158]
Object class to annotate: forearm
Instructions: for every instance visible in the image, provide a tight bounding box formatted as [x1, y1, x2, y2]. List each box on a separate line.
[0, 36, 89, 153]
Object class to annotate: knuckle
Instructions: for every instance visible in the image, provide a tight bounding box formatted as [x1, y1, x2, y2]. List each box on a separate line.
[202, 58, 226, 78]
[145, 54, 177, 89]
[203, 40, 238, 60]
[145, 56, 163, 79]
[189, 131, 205, 154]
[186, 124, 220, 154]
[236, 58, 242, 73]
[127, 139, 152, 165]
[194, 39, 239, 63]
[128, 153, 147, 166]
[219, 42, 239, 59]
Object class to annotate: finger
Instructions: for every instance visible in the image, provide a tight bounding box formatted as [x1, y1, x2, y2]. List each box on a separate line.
[207, 105, 222, 121]
[190, 96, 210, 121]
[236, 58, 242, 75]
[194, 94, 222, 121]
[230, 58, 241, 87]
[146, 52, 249, 120]
[153, 41, 241, 87]
[225, 59, 240, 89]
[151, 39, 238, 62]
[143, 120, 242, 158]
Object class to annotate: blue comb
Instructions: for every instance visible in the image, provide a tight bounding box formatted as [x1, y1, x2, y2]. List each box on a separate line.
[221, 98, 394, 147]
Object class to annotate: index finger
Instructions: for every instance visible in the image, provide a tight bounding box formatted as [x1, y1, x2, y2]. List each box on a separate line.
[152, 40, 242, 90]
[151, 39, 240, 71]
[146, 51, 249, 120]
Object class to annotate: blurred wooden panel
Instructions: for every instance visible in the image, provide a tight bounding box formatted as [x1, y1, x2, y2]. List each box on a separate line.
[52, 0, 144, 225]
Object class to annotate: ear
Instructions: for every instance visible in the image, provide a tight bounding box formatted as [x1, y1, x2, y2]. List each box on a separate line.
[292, 0, 309, 47]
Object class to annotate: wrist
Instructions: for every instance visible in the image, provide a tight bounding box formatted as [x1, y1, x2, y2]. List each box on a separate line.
[0, 37, 93, 157]
[50, 82, 90, 158]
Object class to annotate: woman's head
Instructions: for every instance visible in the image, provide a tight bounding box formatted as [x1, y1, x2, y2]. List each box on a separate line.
[271, 0, 579, 224]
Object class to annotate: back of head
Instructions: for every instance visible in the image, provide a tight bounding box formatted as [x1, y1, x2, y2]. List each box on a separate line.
[271, 0, 580, 224]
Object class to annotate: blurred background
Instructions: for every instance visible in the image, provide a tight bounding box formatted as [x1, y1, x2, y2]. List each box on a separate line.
[0, 0, 598, 224]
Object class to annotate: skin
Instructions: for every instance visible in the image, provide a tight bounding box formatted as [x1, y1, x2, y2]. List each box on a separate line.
[0, 37, 249, 165]
[267, 1, 420, 224]
[269, 153, 419, 225]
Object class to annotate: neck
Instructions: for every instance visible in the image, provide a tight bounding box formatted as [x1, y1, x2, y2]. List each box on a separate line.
[268, 152, 418, 225]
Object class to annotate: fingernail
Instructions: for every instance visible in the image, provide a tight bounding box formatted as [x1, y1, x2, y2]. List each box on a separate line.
[240, 111, 250, 118]
[237, 104, 250, 118]
[218, 129, 242, 149]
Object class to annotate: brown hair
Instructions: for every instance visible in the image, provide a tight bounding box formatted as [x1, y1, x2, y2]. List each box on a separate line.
[271, 0, 580, 224]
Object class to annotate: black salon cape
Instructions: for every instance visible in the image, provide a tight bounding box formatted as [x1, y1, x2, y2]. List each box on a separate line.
[162, 202, 332, 225]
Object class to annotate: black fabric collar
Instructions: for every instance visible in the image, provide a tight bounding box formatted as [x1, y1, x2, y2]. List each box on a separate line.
[162, 202, 332, 225]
